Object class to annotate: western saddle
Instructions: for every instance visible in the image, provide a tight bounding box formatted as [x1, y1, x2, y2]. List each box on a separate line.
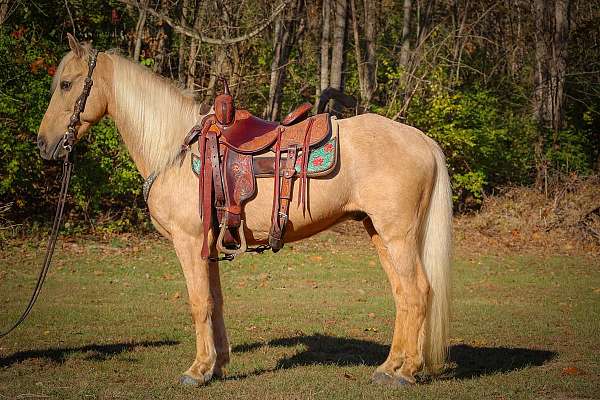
[182, 79, 332, 260]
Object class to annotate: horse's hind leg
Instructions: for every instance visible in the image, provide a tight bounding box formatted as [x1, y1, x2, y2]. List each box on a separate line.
[172, 232, 220, 385]
[364, 218, 429, 385]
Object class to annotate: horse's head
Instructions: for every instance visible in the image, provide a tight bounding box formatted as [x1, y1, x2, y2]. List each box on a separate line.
[37, 34, 110, 160]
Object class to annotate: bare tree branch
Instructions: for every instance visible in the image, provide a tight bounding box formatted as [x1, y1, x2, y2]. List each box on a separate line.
[117, 0, 292, 45]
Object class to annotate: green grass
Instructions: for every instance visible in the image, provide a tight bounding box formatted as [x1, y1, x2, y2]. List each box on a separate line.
[1, 230, 599, 399]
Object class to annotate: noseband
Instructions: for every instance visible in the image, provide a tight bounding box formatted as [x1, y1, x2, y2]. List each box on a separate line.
[0, 49, 99, 338]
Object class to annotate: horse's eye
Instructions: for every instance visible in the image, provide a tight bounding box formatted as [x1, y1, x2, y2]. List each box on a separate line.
[60, 81, 72, 91]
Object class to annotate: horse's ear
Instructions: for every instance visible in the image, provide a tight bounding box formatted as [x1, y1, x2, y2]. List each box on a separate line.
[67, 33, 84, 58]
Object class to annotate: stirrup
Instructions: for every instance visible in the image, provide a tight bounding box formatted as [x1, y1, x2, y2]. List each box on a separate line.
[215, 220, 247, 256]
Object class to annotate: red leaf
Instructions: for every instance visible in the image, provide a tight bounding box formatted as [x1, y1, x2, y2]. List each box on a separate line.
[562, 366, 585, 375]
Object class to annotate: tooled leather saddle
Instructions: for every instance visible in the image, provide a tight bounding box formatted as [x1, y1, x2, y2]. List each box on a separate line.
[182, 79, 333, 260]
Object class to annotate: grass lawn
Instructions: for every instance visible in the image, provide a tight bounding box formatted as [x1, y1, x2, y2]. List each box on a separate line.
[1, 226, 599, 399]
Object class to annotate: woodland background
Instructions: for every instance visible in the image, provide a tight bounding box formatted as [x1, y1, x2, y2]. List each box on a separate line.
[0, 0, 599, 234]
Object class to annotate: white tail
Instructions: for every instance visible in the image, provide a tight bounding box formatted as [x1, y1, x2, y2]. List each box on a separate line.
[420, 138, 453, 374]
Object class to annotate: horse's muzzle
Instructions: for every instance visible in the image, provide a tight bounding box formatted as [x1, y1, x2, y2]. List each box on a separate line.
[38, 135, 66, 160]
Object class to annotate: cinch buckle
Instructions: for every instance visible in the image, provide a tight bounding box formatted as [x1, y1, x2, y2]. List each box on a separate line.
[278, 212, 289, 224]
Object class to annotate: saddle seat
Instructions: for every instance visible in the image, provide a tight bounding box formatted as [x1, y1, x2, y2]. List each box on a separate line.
[219, 103, 328, 154]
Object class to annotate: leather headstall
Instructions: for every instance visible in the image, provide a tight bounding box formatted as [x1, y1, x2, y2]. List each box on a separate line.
[63, 49, 99, 155]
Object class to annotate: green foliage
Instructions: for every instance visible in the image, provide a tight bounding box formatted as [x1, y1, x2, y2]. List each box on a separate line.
[0, 27, 58, 211]
[0, 25, 146, 232]
[69, 118, 145, 233]
[545, 127, 592, 174]
[409, 71, 536, 203]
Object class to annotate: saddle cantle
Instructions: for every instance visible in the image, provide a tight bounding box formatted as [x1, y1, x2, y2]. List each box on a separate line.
[183, 78, 334, 260]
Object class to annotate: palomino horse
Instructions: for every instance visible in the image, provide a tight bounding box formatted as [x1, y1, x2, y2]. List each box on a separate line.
[37, 35, 452, 386]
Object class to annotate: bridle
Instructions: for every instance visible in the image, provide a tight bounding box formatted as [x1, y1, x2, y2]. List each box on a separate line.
[0, 49, 99, 338]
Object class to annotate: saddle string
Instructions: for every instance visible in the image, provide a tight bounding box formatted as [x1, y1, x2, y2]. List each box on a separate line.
[0, 50, 98, 338]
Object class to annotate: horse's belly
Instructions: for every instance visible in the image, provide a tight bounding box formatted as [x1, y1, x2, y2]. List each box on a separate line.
[242, 167, 351, 244]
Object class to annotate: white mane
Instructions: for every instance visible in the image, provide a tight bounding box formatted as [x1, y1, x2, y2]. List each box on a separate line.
[110, 53, 201, 174]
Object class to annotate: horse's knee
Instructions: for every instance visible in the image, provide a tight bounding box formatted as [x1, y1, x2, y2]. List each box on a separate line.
[189, 297, 214, 324]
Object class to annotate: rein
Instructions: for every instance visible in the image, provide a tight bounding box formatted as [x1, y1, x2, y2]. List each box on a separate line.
[0, 50, 99, 338]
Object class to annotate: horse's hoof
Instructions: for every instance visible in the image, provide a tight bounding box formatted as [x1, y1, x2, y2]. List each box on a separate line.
[180, 374, 202, 386]
[372, 371, 413, 387]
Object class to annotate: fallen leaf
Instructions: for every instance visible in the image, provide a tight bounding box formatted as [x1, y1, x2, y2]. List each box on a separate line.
[343, 372, 356, 380]
[310, 255, 323, 262]
[562, 366, 585, 376]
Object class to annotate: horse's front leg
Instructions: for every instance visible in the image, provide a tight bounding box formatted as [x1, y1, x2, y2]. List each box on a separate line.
[173, 232, 229, 385]
[208, 258, 230, 377]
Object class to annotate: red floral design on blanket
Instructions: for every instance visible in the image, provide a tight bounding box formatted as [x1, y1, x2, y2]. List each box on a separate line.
[312, 157, 324, 166]
[324, 143, 334, 153]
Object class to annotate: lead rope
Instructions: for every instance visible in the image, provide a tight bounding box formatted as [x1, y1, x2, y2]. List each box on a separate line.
[0, 49, 98, 338]
[0, 157, 73, 338]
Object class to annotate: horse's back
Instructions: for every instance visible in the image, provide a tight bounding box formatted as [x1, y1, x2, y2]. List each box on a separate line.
[337, 113, 436, 169]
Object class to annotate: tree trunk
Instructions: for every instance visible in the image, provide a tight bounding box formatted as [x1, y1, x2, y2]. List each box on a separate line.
[265, 13, 287, 119]
[451, 0, 469, 84]
[416, 0, 434, 47]
[350, 0, 376, 107]
[363, 0, 377, 103]
[206, 48, 226, 98]
[186, 6, 203, 90]
[153, 0, 171, 74]
[533, 0, 570, 189]
[329, 0, 348, 115]
[133, 0, 149, 63]
[0, 1, 11, 25]
[178, 0, 192, 85]
[350, 0, 364, 96]
[320, 0, 331, 95]
[399, 0, 412, 68]
[264, 0, 302, 120]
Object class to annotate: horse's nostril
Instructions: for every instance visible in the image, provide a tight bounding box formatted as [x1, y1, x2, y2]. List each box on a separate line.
[37, 137, 46, 151]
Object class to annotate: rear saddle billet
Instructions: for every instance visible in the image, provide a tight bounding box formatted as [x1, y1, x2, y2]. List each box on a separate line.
[182, 79, 333, 260]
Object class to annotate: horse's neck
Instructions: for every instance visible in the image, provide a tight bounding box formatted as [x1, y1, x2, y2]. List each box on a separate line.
[107, 55, 199, 178]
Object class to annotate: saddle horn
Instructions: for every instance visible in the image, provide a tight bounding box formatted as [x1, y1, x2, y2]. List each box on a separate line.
[215, 77, 235, 126]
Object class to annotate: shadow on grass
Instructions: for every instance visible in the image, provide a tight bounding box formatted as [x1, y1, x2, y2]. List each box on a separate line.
[447, 344, 557, 379]
[0, 340, 179, 367]
[231, 334, 556, 381]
